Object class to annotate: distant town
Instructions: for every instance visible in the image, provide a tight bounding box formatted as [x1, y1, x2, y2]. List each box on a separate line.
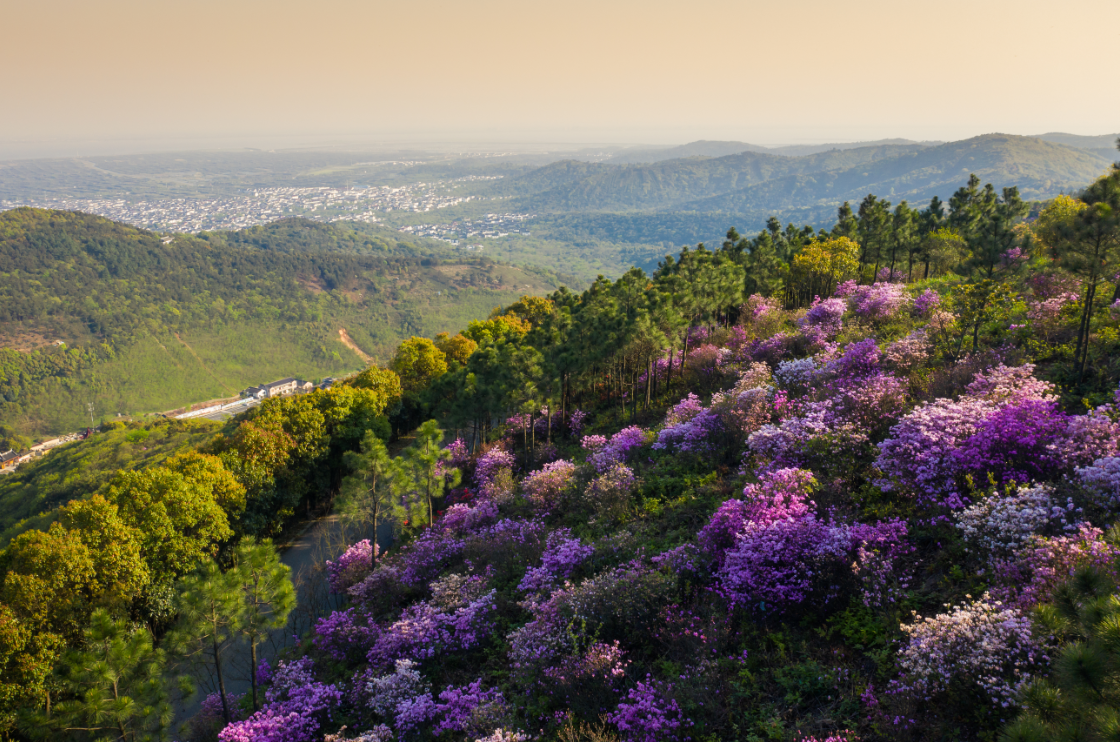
[0, 176, 505, 233]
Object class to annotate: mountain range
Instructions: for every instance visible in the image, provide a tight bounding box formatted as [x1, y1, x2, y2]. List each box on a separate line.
[501, 134, 1116, 217]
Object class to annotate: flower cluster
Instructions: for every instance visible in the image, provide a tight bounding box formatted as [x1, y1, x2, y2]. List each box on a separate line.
[219, 658, 342, 742]
[326, 540, 378, 595]
[608, 678, 692, 742]
[475, 446, 516, 491]
[521, 459, 577, 510]
[912, 288, 941, 316]
[997, 525, 1120, 609]
[314, 607, 379, 661]
[844, 282, 911, 319]
[653, 394, 721, 453]
[798, 296, 846, 344]
[954, 484, 1079, 557]
[883, 330, 930, 372]
[1076, 456, 1120, 506]
[584, 426, 647, 471]
[893, 595, 1041, 707]
[519, 529, 594, 592]
[366, 581, 497, 668]
[950, 399, 1069, 485]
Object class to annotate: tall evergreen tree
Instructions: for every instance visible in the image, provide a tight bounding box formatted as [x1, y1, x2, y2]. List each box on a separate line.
[232, 539, 294, 712]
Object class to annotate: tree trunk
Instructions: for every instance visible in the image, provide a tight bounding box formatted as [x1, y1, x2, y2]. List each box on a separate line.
[214, 635, 231, 724]
[250, 639, 260, 711]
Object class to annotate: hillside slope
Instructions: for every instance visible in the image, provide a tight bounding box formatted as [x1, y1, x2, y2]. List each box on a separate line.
[0, 209, 561, 437]
[680, 134, 1115, 212]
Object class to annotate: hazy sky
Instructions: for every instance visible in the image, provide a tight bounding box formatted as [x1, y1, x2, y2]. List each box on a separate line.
[3, 0, 1119, 156]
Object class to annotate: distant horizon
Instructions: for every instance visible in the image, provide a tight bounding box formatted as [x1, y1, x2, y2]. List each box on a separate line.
[1, 128, 1116, 162]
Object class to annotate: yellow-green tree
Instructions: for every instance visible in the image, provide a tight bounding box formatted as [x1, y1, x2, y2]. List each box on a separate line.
[348, 365, 403, 406]
[0, 525, 98, 640]
[0, 605, 61, 735]
[461, 314, 531, 346]
[434, 332, 478, 365]
[57, 495, 150, 613]
[103, 466, 234, 581]
[391, 337, 449, 393]
[787, 236, 860, 306]
[501, 295, 555, 327]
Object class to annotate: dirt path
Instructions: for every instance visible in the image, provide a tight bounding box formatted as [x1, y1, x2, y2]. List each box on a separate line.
[338, 328, 373, 364]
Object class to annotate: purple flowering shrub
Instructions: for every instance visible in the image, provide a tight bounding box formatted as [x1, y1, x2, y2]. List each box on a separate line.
[475, 444, 516, 498]
[950, 399, 1069, 485]
[709, 363, 774, 437]
[518, 528, 594, 592]
[842, 281, 911, 320]
[314, 608, 379, 661]
[798, 297, 847, 345]
[607, 677, 693, 742]
[912, 288, 941, 317]
[583, 426, 648, 471]
[218, 658, 342, 742]
[653, 394, 721, 453]
[707, 468, 910, 609]
[1077, 457, 1120, 506]
[366, 573, 497, 668]
[326, 540, 378, 595]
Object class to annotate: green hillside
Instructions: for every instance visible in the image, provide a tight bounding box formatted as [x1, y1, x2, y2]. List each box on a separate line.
[0, 209, 562, 437]
[0, 417, 222, 544]
[516, 144, 926, 212]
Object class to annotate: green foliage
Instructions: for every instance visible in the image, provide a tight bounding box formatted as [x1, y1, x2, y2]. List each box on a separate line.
[33, 608, 172, 742]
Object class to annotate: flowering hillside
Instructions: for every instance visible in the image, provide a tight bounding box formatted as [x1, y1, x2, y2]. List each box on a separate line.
[193, 167, 1120, 742]
[6, 168, 1120, 742]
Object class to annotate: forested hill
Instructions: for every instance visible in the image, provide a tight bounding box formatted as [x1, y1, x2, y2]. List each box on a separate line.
[0, 209, 562, 439]
[507, 134, 1114, 215]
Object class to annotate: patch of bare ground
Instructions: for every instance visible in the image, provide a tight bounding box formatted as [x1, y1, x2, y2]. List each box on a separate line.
[0, 330, 66, 352]
[338, 329, 373, 364]
[296, 274, 327, 294]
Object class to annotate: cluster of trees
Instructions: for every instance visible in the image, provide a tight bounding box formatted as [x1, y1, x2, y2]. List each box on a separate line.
[0, 368, 404, 736]
[380, 167, 1120, 449]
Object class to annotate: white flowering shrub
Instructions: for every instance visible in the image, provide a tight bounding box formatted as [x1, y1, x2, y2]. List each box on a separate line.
[894, 594, 1041, 707]
[954, 484, 1078, 556]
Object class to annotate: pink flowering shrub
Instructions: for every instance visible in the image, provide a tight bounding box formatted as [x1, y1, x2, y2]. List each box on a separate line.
[326, 540, 378, 595]
[436, 500, 500, 535]
[1059, 406, 1120, 468]
[884, 330, 930, 373]
[749, 331, 794, 364]
[520, 459, 577, 510]
[965, 363, 1057, 405]
[996, 525, 1120, 609]
[845, 282, 911, 320]
[710, 363, 774, 437]
[892, 595, 1042, 707]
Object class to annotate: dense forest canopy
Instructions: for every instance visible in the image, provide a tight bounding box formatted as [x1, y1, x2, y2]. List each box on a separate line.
[2, 156, 1120, 742]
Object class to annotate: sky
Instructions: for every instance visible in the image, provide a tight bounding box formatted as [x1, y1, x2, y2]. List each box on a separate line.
[3, 0, 1119, 157]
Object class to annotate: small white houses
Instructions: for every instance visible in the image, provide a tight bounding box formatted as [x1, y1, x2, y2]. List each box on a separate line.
[241, 377, 313, 400]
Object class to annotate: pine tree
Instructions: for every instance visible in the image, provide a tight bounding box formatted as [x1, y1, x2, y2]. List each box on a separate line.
[168, 560, 243, 726]
[232, 539, 294, 712]
[339, 431, 396, 567]
[38, 609, 172, 742]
